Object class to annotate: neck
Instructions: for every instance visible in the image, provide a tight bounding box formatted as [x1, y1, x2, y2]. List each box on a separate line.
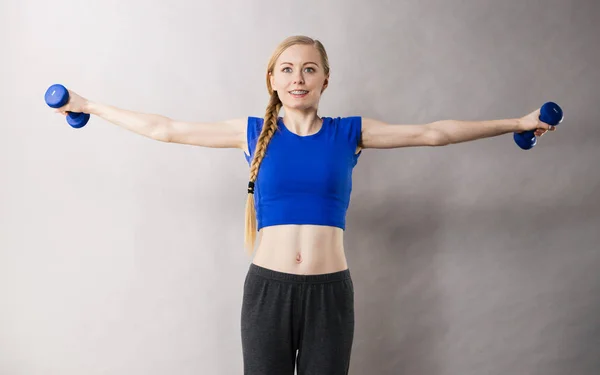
[282, 108, 322, 136]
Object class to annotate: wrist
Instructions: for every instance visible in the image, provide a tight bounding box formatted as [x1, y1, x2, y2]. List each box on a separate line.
[514, 117, 526, 132]
[84, 100, 97, 115]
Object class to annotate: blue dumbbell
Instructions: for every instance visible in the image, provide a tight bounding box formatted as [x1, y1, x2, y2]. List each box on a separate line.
[514, 102, 563, 150]
[44, 84, 90, 128]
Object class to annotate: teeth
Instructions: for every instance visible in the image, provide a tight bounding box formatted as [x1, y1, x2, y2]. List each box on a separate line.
[290, 90, 308, 94]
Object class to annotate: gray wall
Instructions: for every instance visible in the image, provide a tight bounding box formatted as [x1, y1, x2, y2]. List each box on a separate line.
[1, 0, 598, 374]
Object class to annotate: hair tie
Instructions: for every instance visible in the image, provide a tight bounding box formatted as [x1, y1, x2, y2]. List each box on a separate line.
[247, 181, 255, 194]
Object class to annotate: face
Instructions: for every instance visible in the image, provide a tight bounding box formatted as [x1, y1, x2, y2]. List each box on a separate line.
[269, 44, 329, 111]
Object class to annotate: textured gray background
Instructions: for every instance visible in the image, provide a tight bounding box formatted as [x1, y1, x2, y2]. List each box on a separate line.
[1, 0, 599, 374]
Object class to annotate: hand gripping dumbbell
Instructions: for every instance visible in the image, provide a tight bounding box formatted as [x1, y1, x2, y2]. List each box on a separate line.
[514, 102, 563, 150]
[44, 84, 90, 128]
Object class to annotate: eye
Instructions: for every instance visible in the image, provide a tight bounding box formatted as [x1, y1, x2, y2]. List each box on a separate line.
[281, 66, 316, 73]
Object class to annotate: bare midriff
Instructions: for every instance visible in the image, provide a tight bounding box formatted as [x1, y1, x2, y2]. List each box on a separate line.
[251, 224, 348, 275]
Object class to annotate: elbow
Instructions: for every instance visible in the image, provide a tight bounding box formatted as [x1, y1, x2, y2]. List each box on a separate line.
[426, 128, 451, 147]
[149, 121, 171, 142]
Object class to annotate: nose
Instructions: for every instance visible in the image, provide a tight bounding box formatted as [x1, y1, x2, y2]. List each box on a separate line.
[293, 71, 305, 84]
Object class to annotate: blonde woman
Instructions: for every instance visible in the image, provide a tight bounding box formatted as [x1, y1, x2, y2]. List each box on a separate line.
[52, 35, 556, 374]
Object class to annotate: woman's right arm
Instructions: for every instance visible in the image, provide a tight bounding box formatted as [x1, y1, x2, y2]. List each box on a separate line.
[54, 89, 248, 152]
[86, 101, 247, 151]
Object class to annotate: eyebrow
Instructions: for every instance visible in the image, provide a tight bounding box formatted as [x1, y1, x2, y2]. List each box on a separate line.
[280, 62, 320, 66]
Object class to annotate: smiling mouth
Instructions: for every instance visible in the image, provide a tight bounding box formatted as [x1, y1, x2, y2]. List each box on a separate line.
[289, 90, 309, 95]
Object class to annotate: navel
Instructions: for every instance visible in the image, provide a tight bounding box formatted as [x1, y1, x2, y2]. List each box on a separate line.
[295, 252, 303, 263]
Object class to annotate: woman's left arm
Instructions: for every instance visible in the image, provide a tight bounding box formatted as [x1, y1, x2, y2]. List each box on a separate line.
[360, 108, 556, 149]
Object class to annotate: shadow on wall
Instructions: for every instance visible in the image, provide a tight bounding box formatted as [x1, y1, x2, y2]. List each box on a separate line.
[344, 183, 600, 375]
[345, 187, 449, 375]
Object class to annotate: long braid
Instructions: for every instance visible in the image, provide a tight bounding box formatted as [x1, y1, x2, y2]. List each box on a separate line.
[244, 91, 282, 255]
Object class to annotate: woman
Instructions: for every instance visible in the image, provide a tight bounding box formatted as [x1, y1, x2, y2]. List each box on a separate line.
[53, 35, 556, 375]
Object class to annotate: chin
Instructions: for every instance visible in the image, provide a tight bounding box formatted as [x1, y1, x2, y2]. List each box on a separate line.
[282, 97, 319, 111]
[284, 102, 316, 110]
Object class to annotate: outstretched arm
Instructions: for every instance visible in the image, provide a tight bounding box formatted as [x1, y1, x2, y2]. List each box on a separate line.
[54, 89, 247, 151]
[360, 108, 556, 149]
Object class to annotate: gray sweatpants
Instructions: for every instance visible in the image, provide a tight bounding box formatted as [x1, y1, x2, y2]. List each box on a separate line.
[241, 263, 355, 375]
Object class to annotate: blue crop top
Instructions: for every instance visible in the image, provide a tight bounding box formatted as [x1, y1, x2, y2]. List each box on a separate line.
[244, 116, 362, 231]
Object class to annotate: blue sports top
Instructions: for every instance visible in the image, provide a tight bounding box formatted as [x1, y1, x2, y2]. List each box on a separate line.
[244, 116, 362, 231]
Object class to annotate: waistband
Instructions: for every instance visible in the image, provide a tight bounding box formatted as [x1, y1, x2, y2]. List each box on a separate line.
[248, 263, 351, 284]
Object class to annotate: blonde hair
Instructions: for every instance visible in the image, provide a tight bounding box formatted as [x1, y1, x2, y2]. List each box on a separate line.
[244, 35, 331, 255]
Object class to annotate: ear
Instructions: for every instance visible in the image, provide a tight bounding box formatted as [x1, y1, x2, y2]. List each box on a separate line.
[321, 76, 329, 93]
[269, 72, 275, 90]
